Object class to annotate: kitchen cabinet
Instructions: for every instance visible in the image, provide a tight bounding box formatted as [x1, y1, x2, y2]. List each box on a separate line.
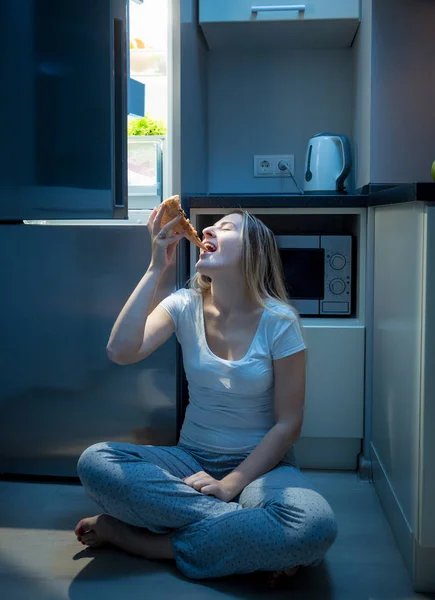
[303, 325, 364, 439]
[371, 202, 435, 592]
[199, 0, 360, 50]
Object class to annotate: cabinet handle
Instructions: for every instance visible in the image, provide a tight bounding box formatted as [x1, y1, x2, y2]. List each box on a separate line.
[251, 5, 306, 13]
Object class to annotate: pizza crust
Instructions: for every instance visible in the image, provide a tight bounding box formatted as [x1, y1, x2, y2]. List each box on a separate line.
[160, 195, 207, 250]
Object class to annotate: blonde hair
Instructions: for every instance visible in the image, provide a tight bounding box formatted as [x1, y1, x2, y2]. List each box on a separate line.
[188, 209, 305, 334]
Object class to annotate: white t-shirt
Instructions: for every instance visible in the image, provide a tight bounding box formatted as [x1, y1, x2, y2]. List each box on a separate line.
[159, 287, 306, 466]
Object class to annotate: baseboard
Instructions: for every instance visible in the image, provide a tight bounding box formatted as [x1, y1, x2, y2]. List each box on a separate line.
[371, 443, 414, 577]
[414, 539, 435, 593]
[371, 443, 435, 593]
[357, 452, 373, 482]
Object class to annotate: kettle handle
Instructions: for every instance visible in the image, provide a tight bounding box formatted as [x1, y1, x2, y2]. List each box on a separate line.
[332, 135, 352, 193]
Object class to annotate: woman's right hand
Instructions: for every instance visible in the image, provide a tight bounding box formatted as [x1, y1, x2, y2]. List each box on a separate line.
[148, 203, 186, 272]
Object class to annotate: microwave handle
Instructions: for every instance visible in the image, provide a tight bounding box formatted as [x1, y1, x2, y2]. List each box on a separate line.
[332, 135, 352, 193]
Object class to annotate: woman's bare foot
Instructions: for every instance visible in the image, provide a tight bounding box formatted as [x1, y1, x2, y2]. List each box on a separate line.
[75, 514, 119, 548]
[74, 514, 175, 560]
[267, 565, 300, 589]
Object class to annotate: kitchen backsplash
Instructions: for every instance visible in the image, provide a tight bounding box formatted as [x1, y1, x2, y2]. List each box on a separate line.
[207, 49, 354, 194]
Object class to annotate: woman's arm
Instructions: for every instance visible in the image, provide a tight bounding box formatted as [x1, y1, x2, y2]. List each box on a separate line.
[220, 350, 306, 498]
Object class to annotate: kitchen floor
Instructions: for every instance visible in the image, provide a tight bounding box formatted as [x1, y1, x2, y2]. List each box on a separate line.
[0, 471, 433, 600]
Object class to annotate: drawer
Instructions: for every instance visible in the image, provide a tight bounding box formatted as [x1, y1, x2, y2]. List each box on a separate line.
[200, 0, 360, 24]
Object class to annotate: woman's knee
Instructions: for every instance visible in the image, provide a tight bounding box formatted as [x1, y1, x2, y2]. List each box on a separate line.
[270, 494, 338, 557]
[77, 441, 111, 481]
[308, 508, 338, 554]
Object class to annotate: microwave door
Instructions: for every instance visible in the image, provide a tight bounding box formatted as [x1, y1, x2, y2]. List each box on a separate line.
[0, 0, 127, 221]
[291, 298, 320, 316]
[279, 250, 325, 316]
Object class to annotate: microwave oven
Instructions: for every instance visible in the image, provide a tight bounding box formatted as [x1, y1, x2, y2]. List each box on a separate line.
[275, 235, 353, 317]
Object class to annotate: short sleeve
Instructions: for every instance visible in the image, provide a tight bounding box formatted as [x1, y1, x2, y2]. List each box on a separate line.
[158, 287, 191, 332]
[271, 308, 306, 360]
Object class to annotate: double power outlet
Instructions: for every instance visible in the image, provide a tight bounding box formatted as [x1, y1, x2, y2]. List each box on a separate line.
[254, 154, 295, 178]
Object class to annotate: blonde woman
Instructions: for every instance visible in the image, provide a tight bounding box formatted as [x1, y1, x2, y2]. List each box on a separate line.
[75, 204, 338, 588]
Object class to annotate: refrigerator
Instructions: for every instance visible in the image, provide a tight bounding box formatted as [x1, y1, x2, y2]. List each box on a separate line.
[0, 0, 184, 477]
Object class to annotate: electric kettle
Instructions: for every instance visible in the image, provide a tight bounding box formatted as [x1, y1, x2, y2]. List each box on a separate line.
[304, 133, 352, 194]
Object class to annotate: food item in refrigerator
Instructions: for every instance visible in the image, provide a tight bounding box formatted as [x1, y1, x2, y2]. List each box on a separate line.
[160, 195, 207, 250]
[129, 37, 153, 50]
[130, 37, 149, 49]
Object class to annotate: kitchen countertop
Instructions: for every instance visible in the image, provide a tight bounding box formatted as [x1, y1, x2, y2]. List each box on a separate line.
[184, 183, 435, 209]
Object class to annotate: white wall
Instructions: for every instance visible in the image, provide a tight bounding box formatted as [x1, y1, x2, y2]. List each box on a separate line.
[352, 0, 372, 190]
[179, 0, 208, 194]
[207, 49, 354, 194]
[370, 0, 435, 183]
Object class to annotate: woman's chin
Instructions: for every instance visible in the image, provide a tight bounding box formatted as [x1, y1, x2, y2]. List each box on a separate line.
[196, 263, 213, 275]
[196, 257, 218, 273]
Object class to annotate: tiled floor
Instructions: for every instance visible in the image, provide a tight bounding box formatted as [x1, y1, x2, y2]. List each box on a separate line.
[0, 471, 434, 600]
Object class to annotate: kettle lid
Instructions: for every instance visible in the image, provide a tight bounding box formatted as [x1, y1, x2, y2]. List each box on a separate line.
[311, 132, 341, 139]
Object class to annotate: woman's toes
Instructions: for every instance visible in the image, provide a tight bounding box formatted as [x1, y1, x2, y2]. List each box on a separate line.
[82, 537, 103, 548]
[81, 531, 98, 545]
[75, 517, 94, 537]
[267, 566, 300, 589]
[75, 515, 107, 546]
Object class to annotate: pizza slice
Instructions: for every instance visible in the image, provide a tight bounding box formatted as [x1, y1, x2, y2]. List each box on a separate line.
[160, 195, 207, 250]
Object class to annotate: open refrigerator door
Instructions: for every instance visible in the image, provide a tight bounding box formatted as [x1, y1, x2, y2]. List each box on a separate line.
[127, 0, 168, 210]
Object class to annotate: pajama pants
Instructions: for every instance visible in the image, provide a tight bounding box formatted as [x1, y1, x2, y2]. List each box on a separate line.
[77, 441, 338, 580]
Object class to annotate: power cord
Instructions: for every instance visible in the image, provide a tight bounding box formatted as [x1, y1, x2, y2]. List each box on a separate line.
[277, 160, 304, 195]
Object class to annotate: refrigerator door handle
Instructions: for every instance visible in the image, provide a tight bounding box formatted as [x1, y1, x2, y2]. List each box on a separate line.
[113, 17, 128, 212]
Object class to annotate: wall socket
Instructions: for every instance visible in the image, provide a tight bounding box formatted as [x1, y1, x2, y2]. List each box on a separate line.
[254, 155, 295, 177]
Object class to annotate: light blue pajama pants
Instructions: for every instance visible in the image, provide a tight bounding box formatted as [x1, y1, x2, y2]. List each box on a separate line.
[77, 441, 338, 580]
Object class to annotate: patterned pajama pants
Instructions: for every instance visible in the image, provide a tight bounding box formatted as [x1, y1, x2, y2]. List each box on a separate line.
[77, 441, 338, 580]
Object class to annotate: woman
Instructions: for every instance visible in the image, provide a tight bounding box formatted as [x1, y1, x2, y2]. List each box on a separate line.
[75, 203, 338, 587]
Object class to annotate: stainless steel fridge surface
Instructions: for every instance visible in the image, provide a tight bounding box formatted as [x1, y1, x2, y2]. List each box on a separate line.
[1, 0, 128, 221]
[0, 219, 179, 477]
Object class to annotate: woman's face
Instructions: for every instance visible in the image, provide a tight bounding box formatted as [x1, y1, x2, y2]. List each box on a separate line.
[196, 213, 244, 274]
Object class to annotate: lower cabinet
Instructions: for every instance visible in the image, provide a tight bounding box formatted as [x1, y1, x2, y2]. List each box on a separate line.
[295, 324, 365, 470]
[302, 324, 365, 438]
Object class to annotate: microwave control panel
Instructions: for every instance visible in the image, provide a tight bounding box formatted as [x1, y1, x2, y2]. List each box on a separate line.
[321, 235, 352, 315]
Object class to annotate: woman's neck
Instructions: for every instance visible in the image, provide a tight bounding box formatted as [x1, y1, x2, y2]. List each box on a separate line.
[205, 281, 259, 316]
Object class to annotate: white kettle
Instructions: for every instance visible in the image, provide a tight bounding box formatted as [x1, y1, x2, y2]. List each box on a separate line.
[304, 133, 352, 194]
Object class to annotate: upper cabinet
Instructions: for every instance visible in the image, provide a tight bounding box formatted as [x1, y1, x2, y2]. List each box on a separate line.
[199, 0, 360, 50]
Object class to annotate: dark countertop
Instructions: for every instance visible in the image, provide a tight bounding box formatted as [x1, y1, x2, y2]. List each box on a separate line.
[184, 183, 435, 209]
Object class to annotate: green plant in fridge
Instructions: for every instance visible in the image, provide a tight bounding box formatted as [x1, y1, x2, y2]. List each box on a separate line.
[128, 115, 167, 136]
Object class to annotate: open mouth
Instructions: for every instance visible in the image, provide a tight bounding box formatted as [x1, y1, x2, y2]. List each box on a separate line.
[202, 242, 217, 253]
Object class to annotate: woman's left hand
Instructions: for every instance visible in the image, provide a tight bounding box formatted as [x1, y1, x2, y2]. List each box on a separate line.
[182, 471, 235, 503]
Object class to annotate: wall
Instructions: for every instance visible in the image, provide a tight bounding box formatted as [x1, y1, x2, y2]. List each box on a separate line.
[179, 0, 208, 194]
[170, 0, 208, 196]
[207, 49, 354, 194]
[352, 0, 372, 190]
[370, 0, 435, 183]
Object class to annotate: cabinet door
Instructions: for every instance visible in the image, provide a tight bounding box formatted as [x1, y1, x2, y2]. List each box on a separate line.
[200, 0, 360, 23]
[301, 325, 365, 438]
[0, 0, 128, 220]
